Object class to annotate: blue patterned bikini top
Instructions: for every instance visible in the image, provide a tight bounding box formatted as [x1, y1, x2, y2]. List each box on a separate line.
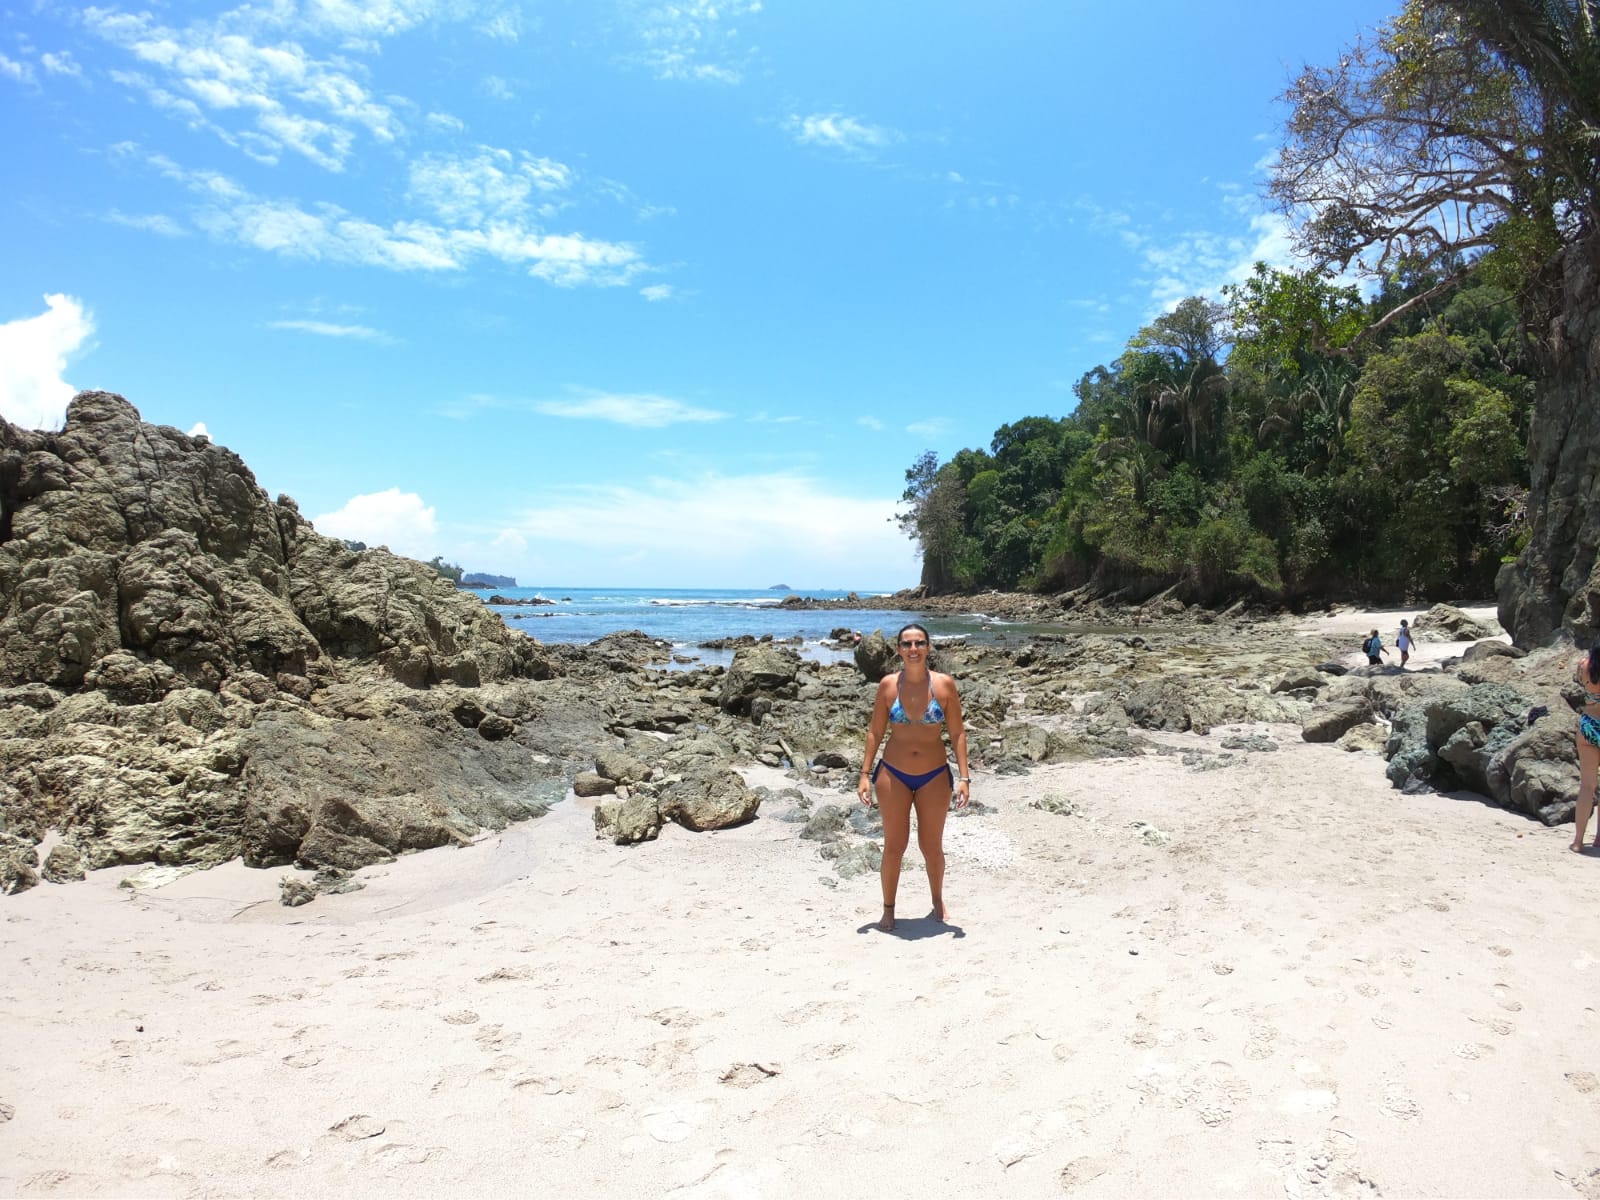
[888, 672, 944, 725]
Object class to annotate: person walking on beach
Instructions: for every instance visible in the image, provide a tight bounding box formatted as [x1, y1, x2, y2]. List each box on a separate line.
[1363, 629, 1387, 667]
[1572, 646, 1600, 853]
[858, 623, 971, 932]
[1396, 619, 1415, 669]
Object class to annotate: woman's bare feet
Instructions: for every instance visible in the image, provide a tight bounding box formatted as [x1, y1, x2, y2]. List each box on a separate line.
[1573, 841, 1587, 854]
[877, 904, 895, 932]
[930, 899, 951, 922]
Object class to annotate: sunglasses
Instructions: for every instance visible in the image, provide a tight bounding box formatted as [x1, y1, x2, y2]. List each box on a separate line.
[899, 639, 928, 648]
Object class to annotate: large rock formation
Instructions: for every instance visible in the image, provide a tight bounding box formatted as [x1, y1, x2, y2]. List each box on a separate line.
[1498, 232, 1600, 646]
[0, 392, 550, 691]
[0, 393, 565, 876]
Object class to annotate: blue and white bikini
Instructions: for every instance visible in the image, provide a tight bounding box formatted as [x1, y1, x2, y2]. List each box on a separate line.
[872, 671, 953, 793]
[1579, 666, 1600, 748]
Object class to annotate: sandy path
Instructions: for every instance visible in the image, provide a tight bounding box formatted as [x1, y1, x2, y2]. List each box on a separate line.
[3, 693, 1597, 1198]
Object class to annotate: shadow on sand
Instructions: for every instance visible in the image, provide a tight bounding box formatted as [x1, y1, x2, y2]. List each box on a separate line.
[856, 916, 966, 940]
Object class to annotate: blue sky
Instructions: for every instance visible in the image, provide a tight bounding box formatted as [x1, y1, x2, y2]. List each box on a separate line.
[2, 0, 1398, 589]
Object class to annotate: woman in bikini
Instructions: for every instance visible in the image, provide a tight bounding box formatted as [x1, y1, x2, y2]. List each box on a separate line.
[857, 622, 971, 931]
[1572, 645, 1600, 852]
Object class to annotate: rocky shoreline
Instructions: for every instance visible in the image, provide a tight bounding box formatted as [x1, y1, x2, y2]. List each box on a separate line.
[0, 394, 1581, 906]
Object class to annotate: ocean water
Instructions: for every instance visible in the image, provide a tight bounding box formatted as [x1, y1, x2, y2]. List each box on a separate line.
[471, 585, 945, 666]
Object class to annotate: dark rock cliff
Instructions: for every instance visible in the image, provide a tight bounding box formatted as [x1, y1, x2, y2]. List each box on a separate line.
[1498, 232, 1600, 647]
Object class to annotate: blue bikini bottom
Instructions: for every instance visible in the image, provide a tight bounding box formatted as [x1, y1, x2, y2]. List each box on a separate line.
[872, 760, 952, 793]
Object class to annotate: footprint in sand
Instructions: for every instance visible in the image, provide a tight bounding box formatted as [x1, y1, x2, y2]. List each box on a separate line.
[1568, 1072, 1600, 1094]
[1244, 1021, 1279, 1060]
[1355, 983, 1379, 999]
[1453, 1043, 1493, 1060]
[640, 1104, 704, 1144]
[1379, 1088, 1420, 1120]
[1493, 986, 1523, 1013]
[1488, 945, 1513, 957]
[475, 1025, 522, 1052]
[330, 1114, 386, 1140]
[442, 1010, 480, 1025]
[371, 1143, 438, 1166]
[282, 1051, 322, 1069]
[1059, 1156, 1112, 1190]
[1470, 1015, 1516, 1036]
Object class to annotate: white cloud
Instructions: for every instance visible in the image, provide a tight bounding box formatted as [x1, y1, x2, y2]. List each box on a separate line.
[906, 417, 951, 439]
[106, 210, 187, 237]
[0, 294, 95, 431]
[639, 283, 675, 302]
[495, 470, 920, 588]
[787, 112, 896, 155]
[535, 392, 726, 427]
[407, 149, 574, 225]
[856, 416, 884, 431]
[480, 74, 514, 101]
[492, 528, 527, 554]
[40, 51, 83, 77]
[0, 53, 35, 83]
[311, 487, 439, 559]
[188, 421, 210, 438]
[85, 5, 400, 170]
[628, 0, 761, 83]
[425, 111, 466, 132]
[267, 318, 393, 343]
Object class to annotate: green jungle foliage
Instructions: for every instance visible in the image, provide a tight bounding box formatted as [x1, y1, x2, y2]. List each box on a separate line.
[901, 0, 1600, 604]
[898, 268, 1536, 603]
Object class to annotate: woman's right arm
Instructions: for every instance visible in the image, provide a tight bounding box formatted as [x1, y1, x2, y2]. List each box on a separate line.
[858, 678, 891, 805]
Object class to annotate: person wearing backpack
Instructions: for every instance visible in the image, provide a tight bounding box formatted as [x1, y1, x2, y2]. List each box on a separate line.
[1363, 629, 1387, 667]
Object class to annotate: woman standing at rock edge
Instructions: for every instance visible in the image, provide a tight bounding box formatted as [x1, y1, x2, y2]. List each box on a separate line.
[857, 622, 971, 931]
[1572, 645, 1600, 852]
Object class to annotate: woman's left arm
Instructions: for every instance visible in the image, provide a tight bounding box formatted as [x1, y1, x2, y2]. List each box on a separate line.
[941, 675, 971, 808]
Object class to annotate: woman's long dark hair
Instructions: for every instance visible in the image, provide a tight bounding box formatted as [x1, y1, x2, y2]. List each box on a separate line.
[1588, 644, 1600, 684]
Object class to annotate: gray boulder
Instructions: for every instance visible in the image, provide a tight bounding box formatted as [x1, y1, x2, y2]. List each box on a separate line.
[593, 793, 663, 845]
[658, 764, 761, 831]
[40, 841, 86, 883]
[1271, 669, 1326, 694]
[718, 644, 801, 715]
[1335, 724, 1389, 754]
[1302, 698, 1376, 743]
[1414, 604, 1501, 643]
[595, 748, 652, 786]
[854, 630, 897, 682]
[1463, 640, 1524, 662]
[1485, 716, 1580, 820]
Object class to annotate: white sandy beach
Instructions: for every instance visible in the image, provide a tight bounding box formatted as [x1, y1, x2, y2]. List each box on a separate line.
[3, 608, 1597, 1199]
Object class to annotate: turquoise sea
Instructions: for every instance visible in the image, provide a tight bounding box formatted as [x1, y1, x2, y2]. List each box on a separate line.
[468, 585, 1001, 666]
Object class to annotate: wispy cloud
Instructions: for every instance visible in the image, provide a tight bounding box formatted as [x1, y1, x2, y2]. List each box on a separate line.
[534, 392, 727, 427]
[106, 210, 186, 237]
[480, 74, 515, 101]
[1124, 209, 1295, 313]
[787, 112, 897, 156]
[407, 149, 574, 225]
[267, 318, 394, 343]
[40, 51, 82, 77]
[626, 0, 761, 84]
[856, 416, 884, 432]
[0, 294, 95, 431]
[0, 53, 35, 83]
[84, 6, 401, 171]
[311, 487, 439, 559]
[116, 145, 651, 287]
[906, 417, 951, 439]
[640, 283, 676, 302]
